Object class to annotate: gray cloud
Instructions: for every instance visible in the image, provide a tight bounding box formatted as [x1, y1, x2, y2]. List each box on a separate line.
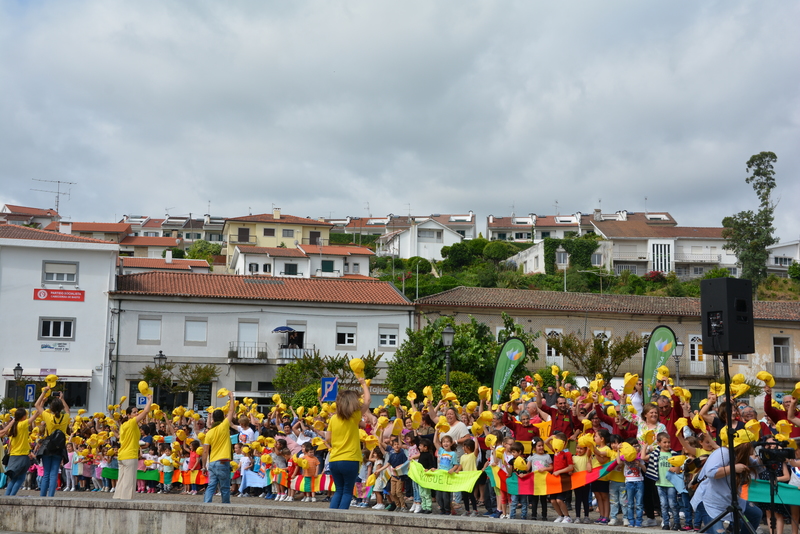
[1, 1, 798, 241]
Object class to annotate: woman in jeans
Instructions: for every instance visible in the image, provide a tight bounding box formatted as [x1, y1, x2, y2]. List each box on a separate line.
[39, 392, 70, 497]
[0, 387, 46, 495]
[324, 376, 372, 509]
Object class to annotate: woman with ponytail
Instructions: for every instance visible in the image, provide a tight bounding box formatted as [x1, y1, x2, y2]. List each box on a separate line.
[39, 390, 70, 497]
[0, 387, 47, 495]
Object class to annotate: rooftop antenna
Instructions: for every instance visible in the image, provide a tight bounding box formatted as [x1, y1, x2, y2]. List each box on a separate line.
[208, 200, 211, 214]
[365, 202, 371, 218]
[249, 206, 252, 215]
[644, 196, 648, 217]
[598, 198, 602, 211]
[553, 200, 559, 215]
[510, 202, 515, 218]
[31, 178, 76, 214]
[165, 207, 176, 217]
[406, 203, 411, 217]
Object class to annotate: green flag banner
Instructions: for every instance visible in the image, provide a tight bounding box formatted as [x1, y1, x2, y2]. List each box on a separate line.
[492, 337, 527, 404]
[408, 460, 483, 493]
[642, 325, 677, 399]
[742, 479, 800, 506]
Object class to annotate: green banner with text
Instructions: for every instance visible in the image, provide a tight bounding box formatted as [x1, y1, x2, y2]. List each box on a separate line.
[492, 337, 526, 404]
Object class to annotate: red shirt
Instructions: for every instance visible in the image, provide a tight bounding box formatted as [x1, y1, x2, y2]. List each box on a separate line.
[502, 412, 540, 441]
[594, 403, 637, 440]
[658, 394, 683, 452]
[539, 404, 577, 437]
[553, 450, 573, 474]
[764, 394, 800, 437]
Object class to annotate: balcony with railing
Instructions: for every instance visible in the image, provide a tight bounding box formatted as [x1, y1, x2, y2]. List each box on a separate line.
[612, 252, 648, 261]
[675, 356, 719, 378]
[314, 269, 341, 278]
[228, 234, 258, 245]
[675, 253, 721, 264]
[277, 344, 315, 364]
[765, 361, 799, 381]
[302, 238, 329, 246]
[228, 342, 269, 364]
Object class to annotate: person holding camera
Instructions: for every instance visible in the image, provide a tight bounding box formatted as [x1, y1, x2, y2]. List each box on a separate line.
[38, 390, 70, 497]
[755, 436, 791, 534]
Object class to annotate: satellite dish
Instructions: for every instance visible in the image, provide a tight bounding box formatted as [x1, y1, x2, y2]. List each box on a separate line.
[175, 239, 180, 245]
[294, 240, 299, 247]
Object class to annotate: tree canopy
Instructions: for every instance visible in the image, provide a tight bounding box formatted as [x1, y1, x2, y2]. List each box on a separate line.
[722, 151, 779, 289]
[545, 331, 645, 382]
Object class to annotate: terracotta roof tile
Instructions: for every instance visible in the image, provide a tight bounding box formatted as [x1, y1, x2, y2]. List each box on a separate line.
[414, 286, 800, 322]
[43, 222, 132, 233]
[3, 204, 60, 218]
[142, 218, 165, 228]
[593, 220, 723, 239]
[121, 236, 183, 246]
[298, 244, 375, 256]
[112, 272, 412, 306]
[226, 213, 333, 227]
[0, 224, 115, 244]
[118, 258, 210, 270]
[237, 246, 307, 257]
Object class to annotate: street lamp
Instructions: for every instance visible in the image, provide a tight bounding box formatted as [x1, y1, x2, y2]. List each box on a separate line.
[153, 351, 167, 405]
[672, 341, 684, 386]
[441, 325, 455, 386]
[13, 363, 22, 409]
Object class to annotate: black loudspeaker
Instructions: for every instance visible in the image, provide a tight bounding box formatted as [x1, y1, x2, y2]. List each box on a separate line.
[700, 278, 755, 355]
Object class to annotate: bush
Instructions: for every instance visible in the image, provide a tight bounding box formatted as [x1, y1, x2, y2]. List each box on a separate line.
[643, 271, 666, 283]
[702, 268, 732, 279]
[407, 256, 432, 274]
[789, 262, 800, 281]
[483, 241, 518, 263]
[290, 384, 320, 409]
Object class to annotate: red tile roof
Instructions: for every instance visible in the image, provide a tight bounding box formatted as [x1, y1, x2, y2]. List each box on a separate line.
[226, 213, 333, 227]
[298, 244, 375, 256]
[112, 272, 412, 306]
[120, 236, 183, 247]
[487, 216, 535, 228]
[118, 258, 210, 270]
[142, 218, 165, 228]
[0, 224, 115, 244]
[3, 204, 60, 218]
[43, 222, 132, 234]
[593, 220, 724, 239]
[414, 286, 800, 322]
[237, 246, 308, 258]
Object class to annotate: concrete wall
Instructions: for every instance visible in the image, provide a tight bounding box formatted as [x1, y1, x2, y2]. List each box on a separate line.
[0, 497, 559, 534]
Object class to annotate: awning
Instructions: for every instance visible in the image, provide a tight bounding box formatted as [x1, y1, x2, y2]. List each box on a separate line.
[1, 368, 93, 382]
[271, 326, 296, 333]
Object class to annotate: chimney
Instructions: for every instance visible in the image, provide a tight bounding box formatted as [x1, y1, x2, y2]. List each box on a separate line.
[593, 209, 602, 221]
[273, 208, 281, 220]
[59, 222, 72, 234]
[165, 250, 173, 264]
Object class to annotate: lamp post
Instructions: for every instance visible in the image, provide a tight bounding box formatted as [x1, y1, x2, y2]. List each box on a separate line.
[12, 363, 22, 409]
[154, 351, 167, 405]
[578, 270, 612, 295]
[672, 341, 685, 386]
[441, 325, 455, 386]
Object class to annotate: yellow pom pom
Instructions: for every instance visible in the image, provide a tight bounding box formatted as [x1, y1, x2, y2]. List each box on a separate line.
[217, 388, 230, 398]
[551, 365, 559, 377]
[138, 381, 149, 395]
[407, 390, 417, 402]
[756, 371, 775, 388]
[495, 446, 505, 459]
[620, 442, 638, 462]
[514, 456, 528, 471]
[349, 358, 365, 377]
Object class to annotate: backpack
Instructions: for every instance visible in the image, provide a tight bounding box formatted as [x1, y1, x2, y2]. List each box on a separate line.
[38, 428, 67, 458]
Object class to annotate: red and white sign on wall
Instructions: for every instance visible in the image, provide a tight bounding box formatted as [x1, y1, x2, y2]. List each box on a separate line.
[33, 288, 85, 302]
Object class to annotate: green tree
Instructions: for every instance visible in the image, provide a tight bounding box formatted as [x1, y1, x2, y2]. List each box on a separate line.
[441, 242, 475, 271]
[482, 241, 517, 263]
[186, 239, 222, 264]
[173, 364, 220, 395]
[722, 151, 779, 290]
[273, 350, 382, 399]
[546, 331, 645, 382]
[161, 247, 185, 259]
[789, 262, 800, 281]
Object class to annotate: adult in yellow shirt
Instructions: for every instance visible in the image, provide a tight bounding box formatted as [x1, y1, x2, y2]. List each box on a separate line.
[202, 391, 236, 503]
[38, 390, 70, 497]
[0, 387, 46, 495]
[324, 376, 371, 509]
[113, 394, 153, 500]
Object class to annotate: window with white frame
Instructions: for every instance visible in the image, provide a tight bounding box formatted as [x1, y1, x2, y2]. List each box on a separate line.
[418, 229, 443, 241]
[42, 261, 78, 284]
[773, 337, 792, 377]
[248, 263, 259, 273]
[184, 318, 208, 345]
[693, 266, 704, 276]
[282, 229, 294, 238]
[336, 324, 357, 347]
[379, 326, 399, 349]
[774, 257, 792, 266]
[39, 317, 75, 341]
[541, 231, 551, 239]
[514, 232, 531, 240]
[263, 228, 275, 237]
[352, 263, 360, 273]
[591, 254, 603, 266]
[137, 316, 162, 344]
[262, 264, 271, 274]
[726, 267, 738, 277]
[689, 335, 703, 361]
[344, 262, 350, 273]
[545, 329, 562, 357]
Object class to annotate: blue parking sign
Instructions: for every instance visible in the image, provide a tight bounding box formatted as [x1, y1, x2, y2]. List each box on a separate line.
[321, 377, 338, 402]
[25, 384, 35, 403]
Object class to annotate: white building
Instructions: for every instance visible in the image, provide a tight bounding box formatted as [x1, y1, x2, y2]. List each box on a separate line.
[229, 244, 374, 278]
[109, 272, 413, 410]
[767, 241, 800, 277]
[375, 219, 463, 261]
[0, 225, 118, 414]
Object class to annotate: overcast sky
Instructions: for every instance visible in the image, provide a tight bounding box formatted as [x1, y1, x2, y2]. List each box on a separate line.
[1, 1, 798, 241]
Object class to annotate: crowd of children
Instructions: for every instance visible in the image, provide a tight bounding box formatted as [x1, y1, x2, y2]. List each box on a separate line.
[3, 366, 800, 532]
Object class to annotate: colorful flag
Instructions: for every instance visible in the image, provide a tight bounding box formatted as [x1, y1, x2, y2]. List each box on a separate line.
[485, 460, 616, 495]
[492, 337, 527, 404]
[642, 325, 677, 398]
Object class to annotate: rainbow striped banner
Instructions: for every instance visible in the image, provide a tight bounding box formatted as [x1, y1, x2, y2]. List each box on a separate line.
[288, 474, 335, 492]
[181, 470, 208, 485]
[485, 461, 616, 496]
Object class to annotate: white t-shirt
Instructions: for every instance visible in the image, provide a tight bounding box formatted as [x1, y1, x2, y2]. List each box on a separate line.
[442, 421, 470, 454]
[237, 426, 256, 444]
